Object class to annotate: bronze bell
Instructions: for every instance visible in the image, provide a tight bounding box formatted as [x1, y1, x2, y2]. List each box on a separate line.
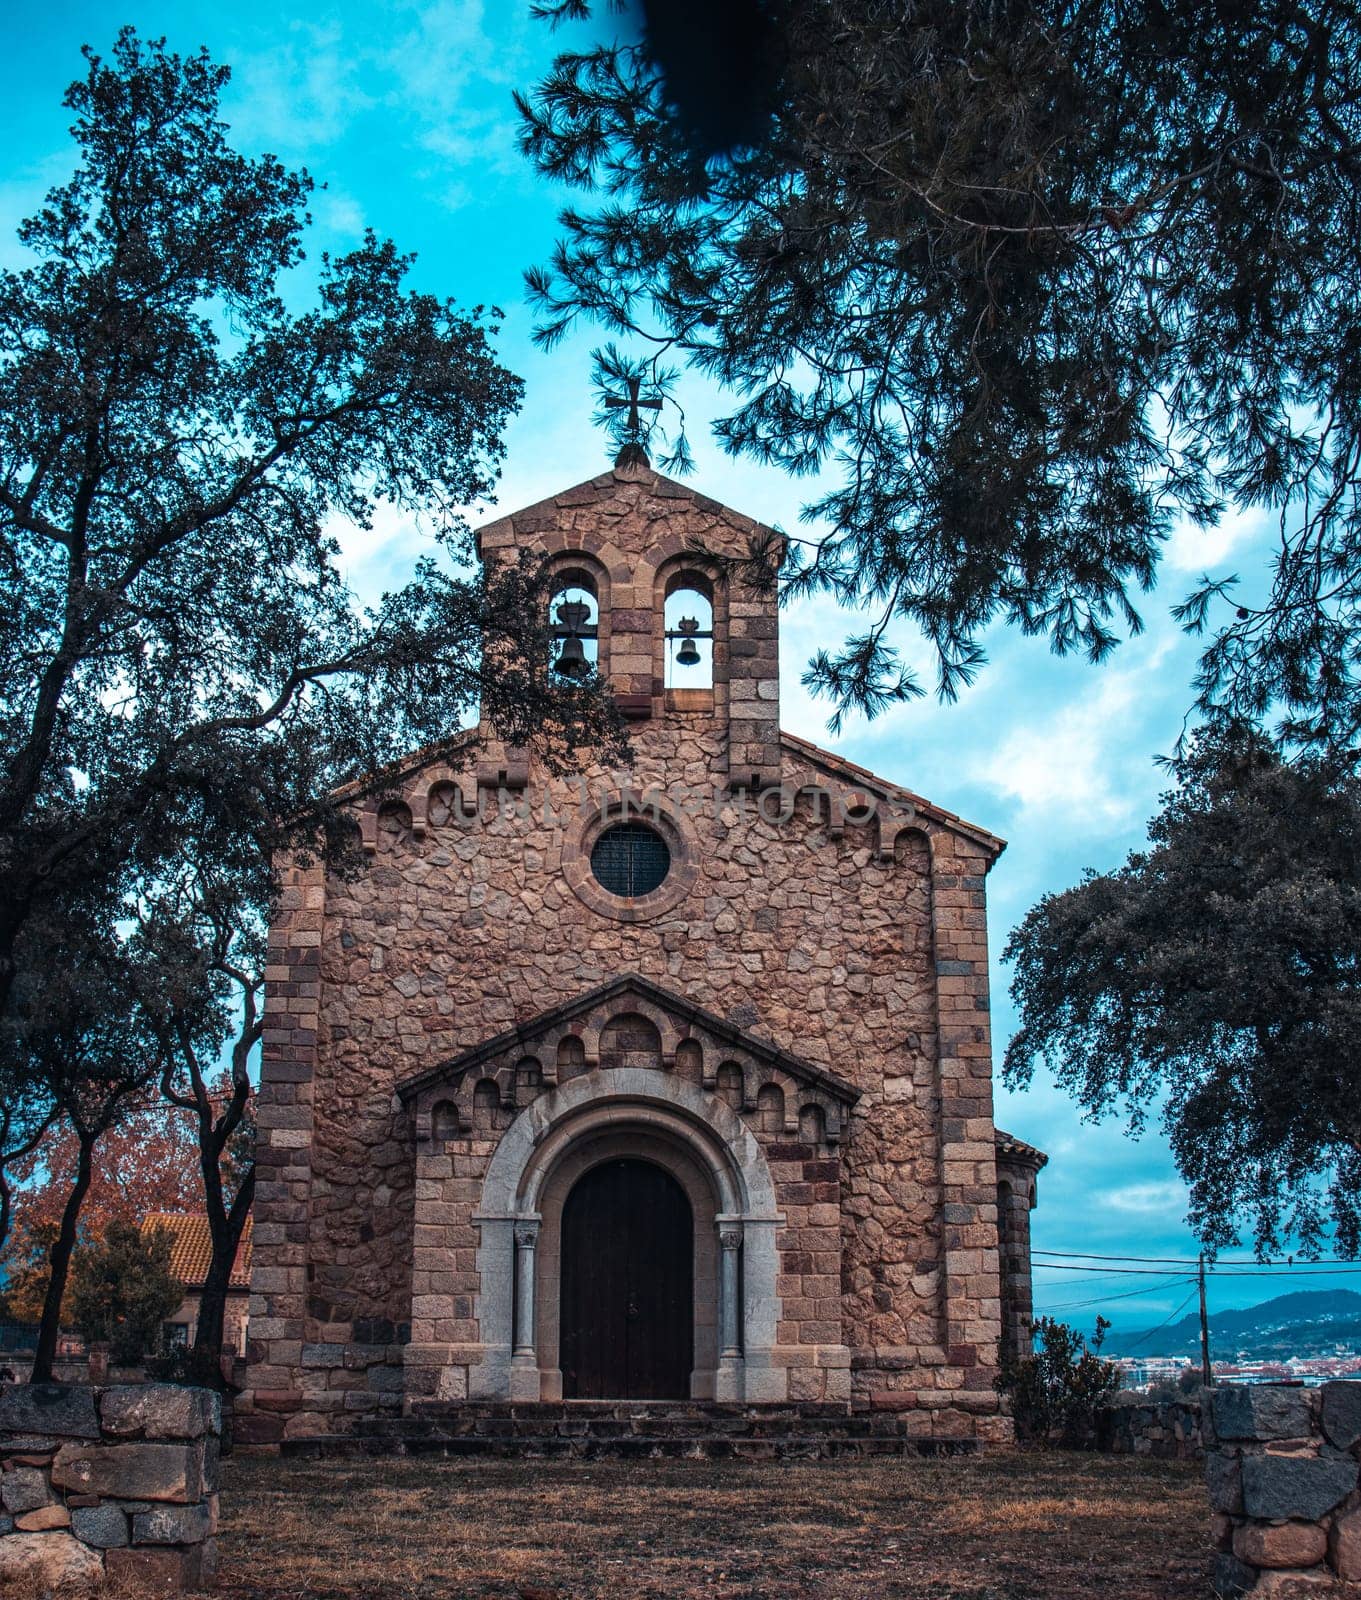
[554, 632, 590, 680]
[554, 598, 593, 680]
[675, 618, 701, 668]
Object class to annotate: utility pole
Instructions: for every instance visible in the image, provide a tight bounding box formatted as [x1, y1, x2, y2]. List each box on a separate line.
[1198, 1253, 1213, 1387]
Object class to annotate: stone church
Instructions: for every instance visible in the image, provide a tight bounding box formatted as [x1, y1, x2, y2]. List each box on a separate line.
[240, 461, 1045, 1447]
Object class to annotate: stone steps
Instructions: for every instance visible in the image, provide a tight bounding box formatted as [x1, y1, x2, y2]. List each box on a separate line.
[275, 1402, 981, 1461]
[408, 1400, 855, 1416]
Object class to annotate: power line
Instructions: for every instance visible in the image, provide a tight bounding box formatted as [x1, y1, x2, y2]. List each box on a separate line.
[1034, 1262, 1225, 1276]
[1117, 1286, 1202, 1353]
[1034, 1258, 1361, 1278]
[1029, 1254, 1361, 1280]
[1028, 1272, 1156, 1291]
[1191, 1266, 1361, 1277]
[1040, 1274, 1195, 1314]
[1035, 1249, 1360, 1268]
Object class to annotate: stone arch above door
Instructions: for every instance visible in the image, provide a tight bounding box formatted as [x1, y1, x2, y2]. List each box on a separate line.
[478, 1066, 778, 1218]
[399, 971, 859, 1148]
[468, 1067, 781, 1402]
[397, 974, 860, 1406]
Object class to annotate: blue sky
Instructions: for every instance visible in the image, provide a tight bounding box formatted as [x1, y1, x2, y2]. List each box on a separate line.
[8, 1, 1357, 1330]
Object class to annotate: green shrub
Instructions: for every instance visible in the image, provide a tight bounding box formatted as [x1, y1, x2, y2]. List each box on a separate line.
[996, 1316, 1120, 1446]
[68, 1220, 182, 1365]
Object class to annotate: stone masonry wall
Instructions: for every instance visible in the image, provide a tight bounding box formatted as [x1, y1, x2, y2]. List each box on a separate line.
[396, 984, 859, 1408]
[1205, 1382, 1361, 1595]
[0, 1382, 221, 1592]
[1096, 1395, 1203, 1460]
[243, 466, 1008, 1443]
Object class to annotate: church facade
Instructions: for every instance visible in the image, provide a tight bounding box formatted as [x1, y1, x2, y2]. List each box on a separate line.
[240, 462, 1044, 1446]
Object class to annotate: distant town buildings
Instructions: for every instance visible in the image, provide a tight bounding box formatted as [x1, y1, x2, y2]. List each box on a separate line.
[1115, 1352, 1361, 1389]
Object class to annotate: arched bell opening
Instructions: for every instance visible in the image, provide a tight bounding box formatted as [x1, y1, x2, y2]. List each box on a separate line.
[652, 560, 724, 714]
[663, 573, 715, 693]
[549, 564, 603, 682]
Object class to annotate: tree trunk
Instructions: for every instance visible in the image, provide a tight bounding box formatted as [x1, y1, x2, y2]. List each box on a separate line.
[31, 1131, 94, 1383]
[0, 1108, 57, 1259]
[192, 1162, 254, 1379]
[0, 1170, 12, 1262]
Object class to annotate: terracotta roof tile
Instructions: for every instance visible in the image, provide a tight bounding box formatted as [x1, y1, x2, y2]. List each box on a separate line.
[141, 1214, 252, 1289]
[994, 1129, 1048, 1170]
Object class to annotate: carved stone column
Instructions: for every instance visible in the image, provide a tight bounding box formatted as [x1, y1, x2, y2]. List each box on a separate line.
[509, 1218, 541, 1400]
[715, 1220, 744, 1400]
[718, 1224, 743, 1358]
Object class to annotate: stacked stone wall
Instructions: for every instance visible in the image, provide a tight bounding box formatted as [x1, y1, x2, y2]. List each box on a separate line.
[1095, 1395, 1203, 1459]
[1206, 1382, 1361, 1595]
[0, 1382, 221, 1591]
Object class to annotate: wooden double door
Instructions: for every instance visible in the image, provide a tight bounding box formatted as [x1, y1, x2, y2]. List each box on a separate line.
[560, 1158, 694, 1400]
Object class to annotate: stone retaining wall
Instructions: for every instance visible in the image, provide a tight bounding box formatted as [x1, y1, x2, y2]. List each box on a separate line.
[1206, 1382, 1361, 1595]
[1095, 1394, 1203, 1460]
[0, 1382, 220, 1592]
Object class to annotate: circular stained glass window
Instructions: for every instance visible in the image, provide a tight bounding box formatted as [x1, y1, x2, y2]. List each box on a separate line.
[590, 822, 672, 898]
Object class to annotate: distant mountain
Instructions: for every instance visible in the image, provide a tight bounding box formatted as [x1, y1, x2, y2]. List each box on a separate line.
[1101, 1289, 1361, 1361]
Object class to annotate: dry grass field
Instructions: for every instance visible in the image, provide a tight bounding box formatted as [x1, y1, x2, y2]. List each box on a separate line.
[204, 1450, 1209, 1600]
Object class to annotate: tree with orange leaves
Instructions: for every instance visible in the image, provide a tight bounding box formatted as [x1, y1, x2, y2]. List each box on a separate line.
[1, 1092, 201, 1328]
[5, 1095, 200, 1241]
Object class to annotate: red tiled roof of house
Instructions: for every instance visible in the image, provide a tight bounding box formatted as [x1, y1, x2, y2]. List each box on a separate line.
[141, 1214, 252, 1290]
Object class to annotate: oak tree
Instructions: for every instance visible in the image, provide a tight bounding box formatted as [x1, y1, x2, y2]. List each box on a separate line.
[0, 29, 623, 1359]
[1004, 725, 1361, 1258]
[1, 27, 619, 1017]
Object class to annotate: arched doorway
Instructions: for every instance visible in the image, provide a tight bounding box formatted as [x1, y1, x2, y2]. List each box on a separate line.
[559, 1158, 693, 1399]
[469, 1067, 789, 1401]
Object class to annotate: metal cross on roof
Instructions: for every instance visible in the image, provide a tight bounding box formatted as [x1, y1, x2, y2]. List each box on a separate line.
[603, 373, 662, 455]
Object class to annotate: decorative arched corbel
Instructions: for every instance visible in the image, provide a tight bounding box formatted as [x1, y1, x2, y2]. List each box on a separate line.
[408, 784, 428, 840]
[740, 1061, 760, 1113]
[538, 1029, 564, 1088]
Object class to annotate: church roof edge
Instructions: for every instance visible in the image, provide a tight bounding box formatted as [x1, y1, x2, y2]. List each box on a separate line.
[994, 1128, 1048, 1171]
[323, 726, 1007, 862]
[779, 731, 1006, 859]
[324, 727, 481, 807]
[474, 462, 788, 560]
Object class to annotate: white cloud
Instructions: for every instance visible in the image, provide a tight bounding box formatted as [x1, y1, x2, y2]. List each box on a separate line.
[376, 1, 535, 197]
[221, 21, 376, 155]
[378, 0, 500, 108]
[315, 189, 367, 240]
[328, 500, 428, 607]
[1164, 504, 1272, 576]
[967, 656, 1166, 825]
[1105, 1180, 1192, 1217]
